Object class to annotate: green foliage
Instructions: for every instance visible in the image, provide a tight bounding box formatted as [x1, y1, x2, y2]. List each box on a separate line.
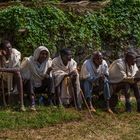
[98, 0, 140, 52]
[0, 0, 140, 59]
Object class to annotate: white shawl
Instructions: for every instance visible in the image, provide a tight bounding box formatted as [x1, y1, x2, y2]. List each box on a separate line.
[109, 58, 138, 83]
[20, 46, 52, 88]
[80, 58, 109, 80]
[0, 48, 21, 68]
[52, 56, 77, 87]
[0, 48, 21, 92]
[52, 56, 81, 103]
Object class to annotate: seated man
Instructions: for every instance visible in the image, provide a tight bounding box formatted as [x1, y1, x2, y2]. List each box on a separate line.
[52, 48, 82, 109]
[80, 51, 112, 113]
[109, 51, 140, 112]
[0, 40, 25, 111]
[20, 46, 53, 111]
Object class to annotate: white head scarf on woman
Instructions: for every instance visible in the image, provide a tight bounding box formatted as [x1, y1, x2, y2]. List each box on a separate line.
[21, 46, 52, 87]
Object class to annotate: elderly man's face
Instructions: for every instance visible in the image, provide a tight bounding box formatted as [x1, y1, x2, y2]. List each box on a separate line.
[2, 43, 12, 57]
[127, 56, 136, 66]
[38, 50, 48, 63]
[93, 53, 103, 66]
[67, 51, 72, 61]
[63, 50, 72, 62]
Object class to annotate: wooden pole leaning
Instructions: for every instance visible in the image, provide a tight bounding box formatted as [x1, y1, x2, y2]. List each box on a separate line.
[67, 77, 78, 110]
[1, 75, 7, 106]
[80, 89, 93, 119]
[0, 57, 7, 106]
[68, 76, 93, 118]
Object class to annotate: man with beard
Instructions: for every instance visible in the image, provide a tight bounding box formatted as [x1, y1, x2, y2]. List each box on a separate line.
[52, 48, 82, 109]
[80, 51, 112, 113]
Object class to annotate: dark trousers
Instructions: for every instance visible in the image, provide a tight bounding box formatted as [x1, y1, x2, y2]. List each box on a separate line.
[110, 82, 140, 110]
[23, 77, 53, 105]
[24, 77, 53, 95]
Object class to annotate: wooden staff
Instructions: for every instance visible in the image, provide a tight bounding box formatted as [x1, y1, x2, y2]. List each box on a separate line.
[0, 56, 7, 106]
[68, 78, 78, 110]
[1, 75, 7, 106]
[69, 77, 93, 118]
[16, 71, 24, 107]
[80, 89, 93, 119]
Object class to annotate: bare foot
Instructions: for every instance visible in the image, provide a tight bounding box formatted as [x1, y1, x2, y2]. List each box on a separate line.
[107, 108, 114, 114]
[90, 106, 96, 113]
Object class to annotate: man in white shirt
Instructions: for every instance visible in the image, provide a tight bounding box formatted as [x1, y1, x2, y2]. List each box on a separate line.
[109, 52, 140, 112]
[0, 40, 25, 111]
[80, 51, 112, 113]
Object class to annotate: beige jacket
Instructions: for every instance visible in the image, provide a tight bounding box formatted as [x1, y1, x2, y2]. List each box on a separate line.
[109, 58, 138, 83]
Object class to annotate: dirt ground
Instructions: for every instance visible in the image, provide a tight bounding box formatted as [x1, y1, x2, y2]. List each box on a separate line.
[0, 110, 140, 140]
[0, 119, 116, 140]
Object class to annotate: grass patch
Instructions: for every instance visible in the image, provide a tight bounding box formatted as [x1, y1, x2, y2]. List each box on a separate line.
[0, 106, 81, 130]
[1, 99, 140, 139]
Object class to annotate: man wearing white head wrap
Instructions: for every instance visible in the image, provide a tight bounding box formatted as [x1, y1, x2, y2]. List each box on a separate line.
[21, 46, 53, 111]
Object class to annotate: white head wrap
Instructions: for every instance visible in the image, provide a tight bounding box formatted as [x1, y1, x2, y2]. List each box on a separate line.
[33, 46, 50, 61]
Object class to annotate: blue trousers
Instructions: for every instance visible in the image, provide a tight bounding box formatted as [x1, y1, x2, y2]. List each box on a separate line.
[82, 77, 111, 101]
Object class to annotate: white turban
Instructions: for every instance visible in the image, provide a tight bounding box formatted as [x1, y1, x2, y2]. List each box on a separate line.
[33, 46, 50, 61]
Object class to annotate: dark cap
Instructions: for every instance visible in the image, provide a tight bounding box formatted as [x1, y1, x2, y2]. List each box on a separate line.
[125, 51, 137, 58]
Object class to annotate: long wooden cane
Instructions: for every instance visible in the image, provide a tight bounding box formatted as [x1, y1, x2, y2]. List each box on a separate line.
[16, 71, 24, 107]
[80, 89, 93, 119]
[1, 75, 7, 106]
[0, 56, 7, 106]
[68, 78, 78, 110]
[69, 78, 93, 118]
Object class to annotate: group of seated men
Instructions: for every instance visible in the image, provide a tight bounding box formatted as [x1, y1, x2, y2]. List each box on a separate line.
[0, 40, 140, 113]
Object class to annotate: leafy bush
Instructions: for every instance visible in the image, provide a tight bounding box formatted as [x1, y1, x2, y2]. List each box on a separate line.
[0, 0, 140, 60]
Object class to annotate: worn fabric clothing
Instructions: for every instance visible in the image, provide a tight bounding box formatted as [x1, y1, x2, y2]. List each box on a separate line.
[21, 46, 52, 88]
[52, 56, 81, 105]
[135, 70, 140, 78]
[52, 56, 77, 86]
[82, 77, 111, 100]
[0, 48, 21, 92]
[0, 48, 21, 68]
[80, 58, 110, 101]
[135, 57, 140, 78]
[110, 82, 140, 111]
[109, 58, 140, 111]
[80, 58, 109, 80]
[111, 82, 140, 99]
[24, 77, 53, 95]
[109, 58, 138, 83]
